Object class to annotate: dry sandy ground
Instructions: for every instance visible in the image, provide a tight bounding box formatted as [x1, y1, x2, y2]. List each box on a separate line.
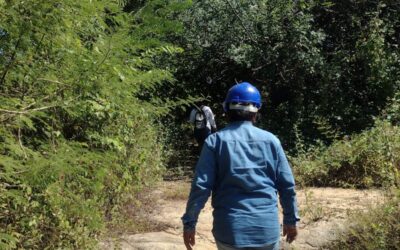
[100, 181, 383, 250]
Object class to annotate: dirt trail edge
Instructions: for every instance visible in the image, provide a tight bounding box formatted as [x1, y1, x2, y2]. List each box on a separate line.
[100, 181, 383, 250]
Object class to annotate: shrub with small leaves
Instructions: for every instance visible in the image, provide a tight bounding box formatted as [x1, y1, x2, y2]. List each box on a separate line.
[325, 189, 400, 250]
[292, 120, 400, 188]
[0, 0, 187, 248]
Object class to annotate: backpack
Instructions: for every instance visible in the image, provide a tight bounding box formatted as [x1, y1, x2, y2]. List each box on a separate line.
[194, 106, 207, 130]
[193, 106, 210, 145]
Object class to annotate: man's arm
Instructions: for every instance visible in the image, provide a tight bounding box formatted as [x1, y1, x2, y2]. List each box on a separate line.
[181, 143, 217, 249]
[275, 141, 300, 243]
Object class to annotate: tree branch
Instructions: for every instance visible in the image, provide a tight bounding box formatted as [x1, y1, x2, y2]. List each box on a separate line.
[36, 78, 68, 86]
[223, 0, 269, 65]
[18, 123, 28, 159]
[0, 35, 22, 85]
[93, 37, 113, 75]
[0, 105, 58, 114]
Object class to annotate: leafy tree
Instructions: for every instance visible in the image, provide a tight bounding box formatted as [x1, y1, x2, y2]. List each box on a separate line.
[312, 0, 400, 135]
[176, 0, 326, 149]
[0, 0, 185, 248]
[174, 0, 400, 151]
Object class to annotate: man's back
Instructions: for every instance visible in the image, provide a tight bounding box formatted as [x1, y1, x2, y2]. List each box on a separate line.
[189, 106, 216, 131]
[189, 106, 217, 147]
[205, 121, 292, 246]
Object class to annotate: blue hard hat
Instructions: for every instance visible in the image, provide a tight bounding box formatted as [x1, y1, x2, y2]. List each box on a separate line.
[223, 82, 261, 112]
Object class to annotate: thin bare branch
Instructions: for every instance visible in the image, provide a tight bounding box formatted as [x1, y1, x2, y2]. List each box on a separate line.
[36, 78, 68, 86]
[93, 37, 113, 75]
[0, 105, 58, 114]
[0, 35, 22, 85]
[223, 0, 269, 64]
[18, 123, 27, 159]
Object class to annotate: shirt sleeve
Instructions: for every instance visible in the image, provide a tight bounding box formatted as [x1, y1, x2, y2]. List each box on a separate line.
[203, 106, 217, 129]
[275, 141, 300, 225]
[181, 143, 217, 231]
[189, 109, 196, 123]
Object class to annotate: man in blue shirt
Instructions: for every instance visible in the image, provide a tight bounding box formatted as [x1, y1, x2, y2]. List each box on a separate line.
[182, 82, 300, 250]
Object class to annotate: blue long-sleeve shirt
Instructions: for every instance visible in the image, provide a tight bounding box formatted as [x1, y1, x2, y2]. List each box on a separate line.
[182, 121, 300, 247]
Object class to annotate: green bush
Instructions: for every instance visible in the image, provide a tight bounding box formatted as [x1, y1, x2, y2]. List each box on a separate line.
[292, 120, 400, 188]
[382, 92, 400, 126]
[324, 189, 400, 249]
[0, 0, 184, 248]
[0, 125, 164, 249]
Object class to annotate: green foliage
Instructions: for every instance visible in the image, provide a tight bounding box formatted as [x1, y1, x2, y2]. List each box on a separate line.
[1, 0, 400, 247]
[0, 0, 185, 248]
[313, 1, 400, 134]
[382, 91, 400, 125]
[292, 120, 400, 188]
[173, 0, 400, 150]
[175, 0, 325, 148]
[325, 189, 400, 250]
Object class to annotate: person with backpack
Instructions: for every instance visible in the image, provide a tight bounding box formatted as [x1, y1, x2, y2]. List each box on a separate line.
[182, 82, 300, 250]
[189, 105, 217, 149]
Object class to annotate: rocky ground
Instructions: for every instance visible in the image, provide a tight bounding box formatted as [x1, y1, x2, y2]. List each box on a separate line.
[100, 181, 383, 250]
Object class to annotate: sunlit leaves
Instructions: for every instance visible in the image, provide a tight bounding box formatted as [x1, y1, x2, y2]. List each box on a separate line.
[0, 0, 183, 248]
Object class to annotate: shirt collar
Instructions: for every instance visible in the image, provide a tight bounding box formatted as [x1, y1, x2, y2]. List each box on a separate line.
[228, 121, 253, 127]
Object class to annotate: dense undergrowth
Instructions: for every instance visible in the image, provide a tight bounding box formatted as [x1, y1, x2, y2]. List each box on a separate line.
[291, 97, 400, 248]
[324, 189, 400, 250]
[292, 120, 400, 188]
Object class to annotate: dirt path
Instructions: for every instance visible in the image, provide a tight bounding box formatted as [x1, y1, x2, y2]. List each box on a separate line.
[100, 181, 383, 250]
